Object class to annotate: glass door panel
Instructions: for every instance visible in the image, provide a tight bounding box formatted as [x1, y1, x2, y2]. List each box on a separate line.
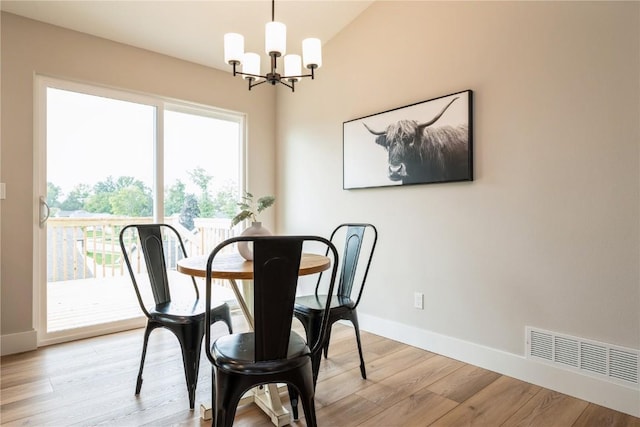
[45, 87, 155, 335]
[164, 109, 241, 255]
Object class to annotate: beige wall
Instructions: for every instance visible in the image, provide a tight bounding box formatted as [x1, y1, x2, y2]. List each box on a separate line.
[0, 13, 276, 339]
[2, 0, 639, 415]
[276, 0, 639, 412]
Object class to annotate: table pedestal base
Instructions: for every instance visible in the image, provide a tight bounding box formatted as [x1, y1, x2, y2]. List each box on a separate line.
[200, 384, 292, 426]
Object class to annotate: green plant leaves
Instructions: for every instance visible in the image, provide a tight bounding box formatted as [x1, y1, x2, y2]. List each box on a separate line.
[230, 210, 253, 227]
[230, 192, 276, 228]
[257, 196, 276, 213]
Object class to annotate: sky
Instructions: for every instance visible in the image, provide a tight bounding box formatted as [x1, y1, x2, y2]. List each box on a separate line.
[46, 87, 241, 198]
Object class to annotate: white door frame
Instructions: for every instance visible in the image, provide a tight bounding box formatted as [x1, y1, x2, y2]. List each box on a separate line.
[33, 75, 247, 347]
[33, 76, 159, 347]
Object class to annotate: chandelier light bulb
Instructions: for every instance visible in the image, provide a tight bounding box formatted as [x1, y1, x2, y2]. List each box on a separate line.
[284, 55, 302, 82]
[302, 38, 322, 69]
[265, 21, 286, 56]
[242, 53, 261, 80]
[224, 33, 244, 64]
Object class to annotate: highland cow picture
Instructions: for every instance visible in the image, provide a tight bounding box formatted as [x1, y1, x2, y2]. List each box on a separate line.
[343, 90, 473, 189]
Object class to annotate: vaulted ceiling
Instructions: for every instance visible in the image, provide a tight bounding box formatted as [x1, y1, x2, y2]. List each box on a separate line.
[1, 0, 373, 72]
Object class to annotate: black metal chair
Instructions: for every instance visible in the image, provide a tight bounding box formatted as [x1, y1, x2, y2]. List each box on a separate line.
[119, 223, 233, 410]
[289, 223, 377, 419]
[204, 235, 339, 427]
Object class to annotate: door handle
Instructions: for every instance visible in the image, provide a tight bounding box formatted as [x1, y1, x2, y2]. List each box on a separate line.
[39, 196, 50, 227]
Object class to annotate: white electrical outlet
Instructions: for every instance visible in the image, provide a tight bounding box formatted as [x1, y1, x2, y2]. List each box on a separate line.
[413, 292, 424, 309]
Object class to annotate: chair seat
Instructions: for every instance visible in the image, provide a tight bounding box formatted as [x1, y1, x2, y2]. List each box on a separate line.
[295, 294, 355, 313]
[212, 331, 310, 374]
[150, 299, 223, 323]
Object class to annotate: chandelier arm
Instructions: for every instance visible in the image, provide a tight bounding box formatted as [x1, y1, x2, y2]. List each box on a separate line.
[234, 71, 268, 80]
[249, 79, 268, 90]
[281, 73, 314, 80]
[277, 79, 294, 91]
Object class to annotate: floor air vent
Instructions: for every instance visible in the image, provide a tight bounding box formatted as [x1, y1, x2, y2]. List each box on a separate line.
[526, 327, 639, 386]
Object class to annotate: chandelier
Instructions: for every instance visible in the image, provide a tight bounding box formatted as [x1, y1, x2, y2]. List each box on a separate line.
[223, 0, 322, 92]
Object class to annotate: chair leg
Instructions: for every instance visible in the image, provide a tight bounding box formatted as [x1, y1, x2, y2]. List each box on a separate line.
[286, 384, 299, 420]
[311, 349, 323, 385]
[309, 318, 325, 386]
[289, 312, 323, 419]
[323, 323, 333, 358]
[296, 367, 319, 427]
[350, 311, 367, 379]
[210, 367, 216, 427]
[289, 348, 322, 420]
[300, 393, 318, 427]
[135, 322, 155, 395]
[222, 305, 233, 334]
[212, 303, 233, 334]
[175, 322, 205, 410]
[214, 370, 244, 427]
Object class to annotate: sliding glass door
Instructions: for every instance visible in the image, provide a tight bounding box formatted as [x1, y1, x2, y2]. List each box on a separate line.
[36, 77, 244, 346]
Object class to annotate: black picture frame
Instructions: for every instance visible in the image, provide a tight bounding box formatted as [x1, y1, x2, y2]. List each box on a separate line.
[343, 89, 473, 189]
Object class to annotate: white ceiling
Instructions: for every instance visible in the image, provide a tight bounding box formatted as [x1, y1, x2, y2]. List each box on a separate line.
[1, 0, 373, 72]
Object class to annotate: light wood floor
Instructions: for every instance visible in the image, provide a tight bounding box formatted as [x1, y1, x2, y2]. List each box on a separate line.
[1, 313, 639, 426]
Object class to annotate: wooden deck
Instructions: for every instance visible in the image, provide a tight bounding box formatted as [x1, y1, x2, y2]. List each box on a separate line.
[44, 217, 238, 334]
[47, 272, 237, 332]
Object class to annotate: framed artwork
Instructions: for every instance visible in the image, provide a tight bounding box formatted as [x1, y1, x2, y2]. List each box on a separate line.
[343, 89, 473, 189]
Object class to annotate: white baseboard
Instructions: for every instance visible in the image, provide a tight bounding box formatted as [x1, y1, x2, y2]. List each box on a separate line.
[357, 313, 640, 417]
[1, 329, 37, 356]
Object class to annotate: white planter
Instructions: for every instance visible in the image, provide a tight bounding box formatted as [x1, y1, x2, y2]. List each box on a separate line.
[237, 222, 272, 260]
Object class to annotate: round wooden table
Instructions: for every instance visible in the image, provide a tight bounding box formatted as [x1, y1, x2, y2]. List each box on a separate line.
[176, 251, 331, 426]
[177, 252, 330, 328]
[177, 252, 331, 280]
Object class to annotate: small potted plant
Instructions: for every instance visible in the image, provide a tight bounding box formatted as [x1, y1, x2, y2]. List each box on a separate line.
[231, 192, 276, 260]
[231, 192, 276, 228]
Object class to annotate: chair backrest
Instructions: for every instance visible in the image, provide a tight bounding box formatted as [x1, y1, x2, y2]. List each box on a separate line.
[318, 223, 377, 306]
[205, 235, 339, 362]
[120, 223, 198, 316]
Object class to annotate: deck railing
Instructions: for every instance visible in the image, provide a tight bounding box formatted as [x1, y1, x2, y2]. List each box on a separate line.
[47, 216, 237, 282]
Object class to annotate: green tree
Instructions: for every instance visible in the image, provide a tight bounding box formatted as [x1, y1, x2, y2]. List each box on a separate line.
[199, 196, 215, 218]
[211, 184, 238, 218]
[46, 182, 62, 208]
[109, 185, 152, 216]
[85, 192, 112, 214]
[85, 176, 150, 214]
[179, 194, 200, 230]
[165, 180, 187, 216]
[85, 176, 116, 214]
[188, 167, 212, 192]
[60, 184, 90, 211]
[188, 167, 214, 217]
[93, 176, 117, 193]
[115, 176, 140, 190]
